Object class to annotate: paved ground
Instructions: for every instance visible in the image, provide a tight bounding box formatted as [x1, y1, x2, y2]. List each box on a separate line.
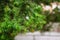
[15, 32, 60, 40]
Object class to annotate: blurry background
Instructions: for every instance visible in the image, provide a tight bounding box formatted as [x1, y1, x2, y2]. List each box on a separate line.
[0, 0, 60, 40]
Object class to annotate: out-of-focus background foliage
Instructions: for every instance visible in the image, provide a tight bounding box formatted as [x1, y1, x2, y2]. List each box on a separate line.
[0, 0, 60, 40]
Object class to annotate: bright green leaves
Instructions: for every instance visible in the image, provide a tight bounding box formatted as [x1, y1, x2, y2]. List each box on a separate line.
[34, 5, 42, 13]
[12, 7, 20, 17]
[4, 5, 11, 13]
[0, 0, 47, 40]
[14, 0, 24, 7]
[0, 20, 21, 39]
[24, 13, 46, 32]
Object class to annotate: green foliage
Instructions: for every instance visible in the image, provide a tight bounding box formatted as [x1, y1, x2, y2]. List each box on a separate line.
[0, 0, 46, 40]
[33, 0, 60, 4]
[53, 8, 60, 22]
[33, 0, 52, 4]
[1, 0, 60, 40]
[46, 7, 60, 22]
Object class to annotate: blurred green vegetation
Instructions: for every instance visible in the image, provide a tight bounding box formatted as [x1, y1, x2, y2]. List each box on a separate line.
[0, 0, 60, 40]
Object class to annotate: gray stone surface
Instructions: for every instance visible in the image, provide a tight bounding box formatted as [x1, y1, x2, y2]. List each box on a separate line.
[35, 36, 60, 40]
[15, 35, 33, 40]
[15, 32, 60, 40]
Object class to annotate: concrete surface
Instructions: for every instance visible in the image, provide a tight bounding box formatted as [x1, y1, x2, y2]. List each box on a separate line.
[15, 32, 60, 40]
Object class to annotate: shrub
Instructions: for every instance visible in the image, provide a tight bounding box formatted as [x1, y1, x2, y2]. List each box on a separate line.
[0, 0, 46, 40]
